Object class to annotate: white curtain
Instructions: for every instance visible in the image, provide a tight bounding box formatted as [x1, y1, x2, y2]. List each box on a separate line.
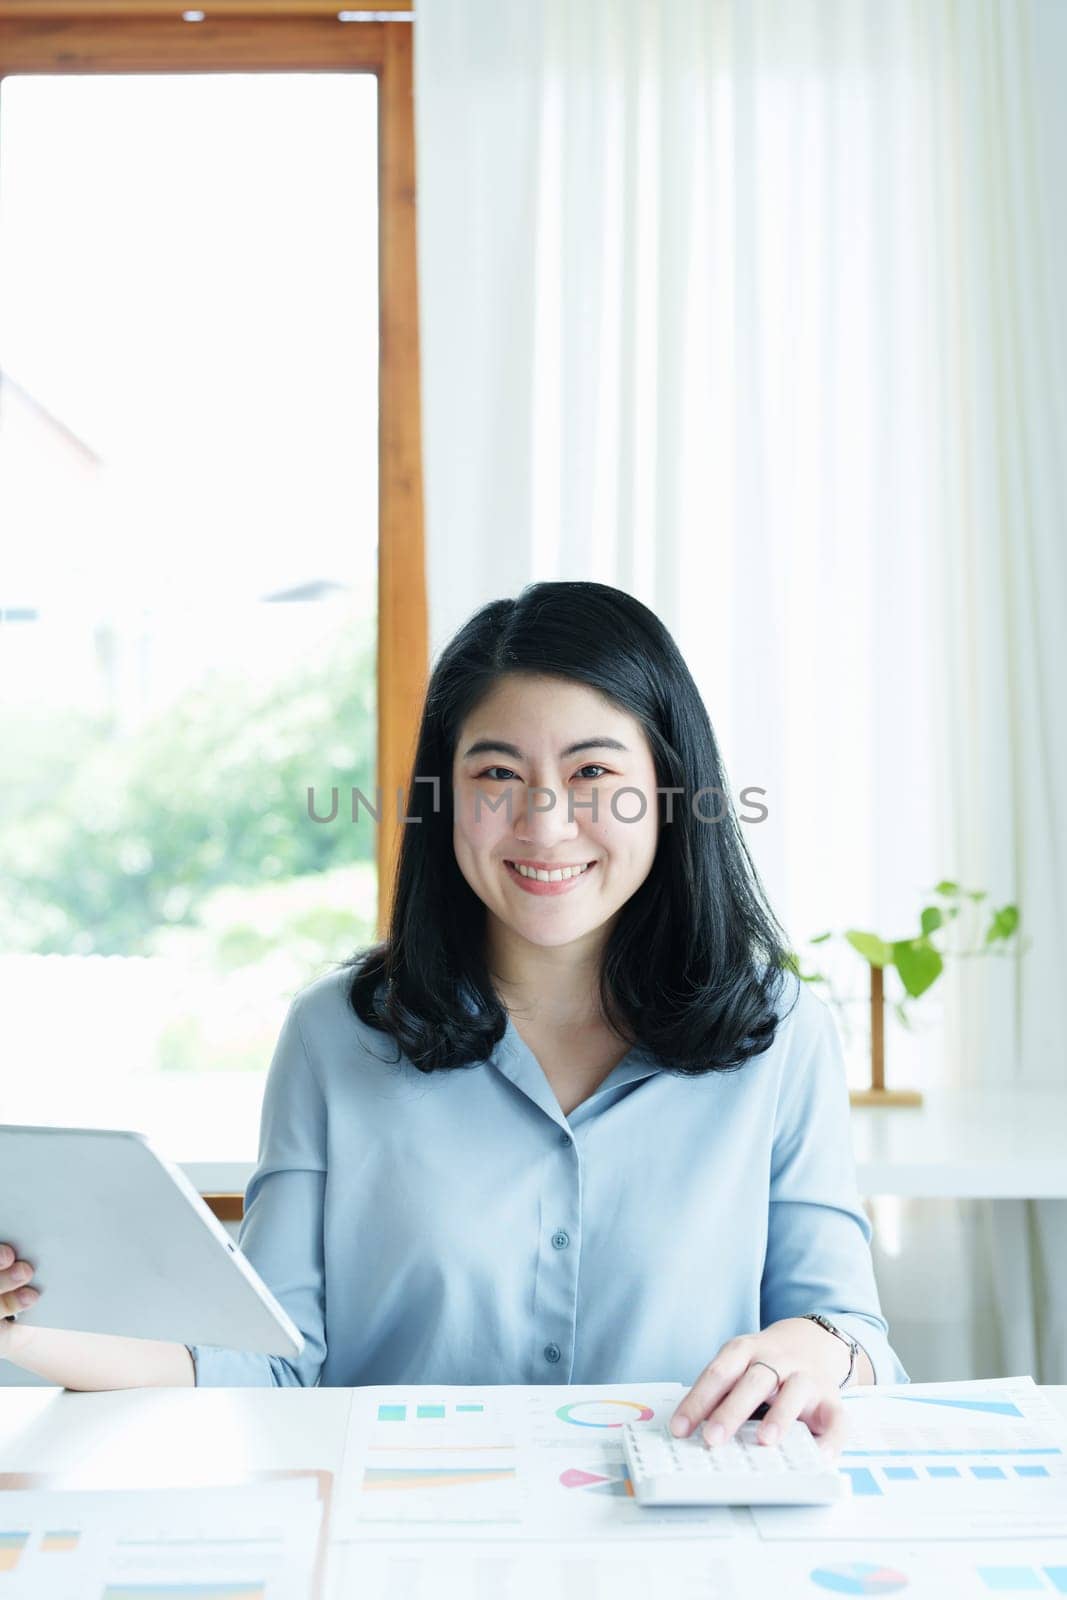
[414, 0, 1067, 1380]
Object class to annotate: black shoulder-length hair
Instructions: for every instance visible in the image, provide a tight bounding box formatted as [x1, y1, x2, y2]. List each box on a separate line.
[338, 580, 798, 1075]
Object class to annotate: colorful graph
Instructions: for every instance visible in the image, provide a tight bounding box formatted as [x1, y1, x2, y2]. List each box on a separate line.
[362, 1465, 517, 1492]
[555, 1399, 654, 1428]
[0, 1531, 28, 1573]
[809, 1561, 909, 1595]
[841, 1461, 1061, 1497]
[559, 1464, 635, 1498]
[41, 1528, 80, 1552]
[100, 1587, 266, 1599]
[844, 1393, 1024, 1418]
[377, 1402, 486, 1422]
[843, 1448, 1061, 1458]
[977, 1567, 1067, 1593]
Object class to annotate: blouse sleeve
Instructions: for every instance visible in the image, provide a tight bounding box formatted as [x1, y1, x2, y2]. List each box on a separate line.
[186, 993, 328, 1387]
[760, 982, 909, 1386]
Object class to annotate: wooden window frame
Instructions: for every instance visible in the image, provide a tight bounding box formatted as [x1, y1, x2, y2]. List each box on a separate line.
[0, 0, 427, 953]
[0, 1, 425, 1222]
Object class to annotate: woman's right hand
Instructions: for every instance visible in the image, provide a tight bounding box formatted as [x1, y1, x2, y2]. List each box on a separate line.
[0, 1242, 39, 1326]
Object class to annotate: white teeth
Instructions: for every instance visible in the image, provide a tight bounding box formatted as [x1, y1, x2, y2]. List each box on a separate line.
[510, 861, 593, 882]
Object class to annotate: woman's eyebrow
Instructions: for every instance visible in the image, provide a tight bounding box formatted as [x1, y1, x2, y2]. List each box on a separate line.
[461, 737, 630, 759]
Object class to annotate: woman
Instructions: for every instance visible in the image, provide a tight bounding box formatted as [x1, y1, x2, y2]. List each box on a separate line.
[1, 581, 907, 1450]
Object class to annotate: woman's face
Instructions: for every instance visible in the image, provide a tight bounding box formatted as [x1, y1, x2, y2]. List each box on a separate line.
[452, 673, 660, 954]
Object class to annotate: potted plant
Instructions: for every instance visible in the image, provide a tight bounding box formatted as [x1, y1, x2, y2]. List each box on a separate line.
[785, 882, 1025, 1106]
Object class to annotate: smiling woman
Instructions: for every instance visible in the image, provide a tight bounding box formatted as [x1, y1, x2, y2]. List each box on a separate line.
[175, 581, 910, 1430]
[347, 580, 795, 1078]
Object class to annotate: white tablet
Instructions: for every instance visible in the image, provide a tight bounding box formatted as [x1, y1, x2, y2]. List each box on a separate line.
[1, 1124, 304, 1358]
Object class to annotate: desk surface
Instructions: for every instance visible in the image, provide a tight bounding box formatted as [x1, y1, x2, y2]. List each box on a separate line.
[1, 1384, 1065, 1593]
[848, 1087, 1067, 1197]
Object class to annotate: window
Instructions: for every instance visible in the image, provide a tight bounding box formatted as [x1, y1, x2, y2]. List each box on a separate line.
[0, 7, 424, 1173]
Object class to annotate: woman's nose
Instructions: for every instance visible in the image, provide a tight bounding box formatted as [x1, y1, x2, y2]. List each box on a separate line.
[513, 785, 580, 839]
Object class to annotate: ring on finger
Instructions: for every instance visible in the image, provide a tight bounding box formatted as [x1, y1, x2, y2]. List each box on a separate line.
[748, 1358, 781, 1393]
[702, 1358, 782, 1444]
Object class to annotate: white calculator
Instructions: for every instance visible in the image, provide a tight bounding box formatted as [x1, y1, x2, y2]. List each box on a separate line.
[620, 1419, 847, 1506]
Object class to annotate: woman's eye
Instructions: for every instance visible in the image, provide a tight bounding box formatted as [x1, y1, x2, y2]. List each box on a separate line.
[475, 765, 608, 781]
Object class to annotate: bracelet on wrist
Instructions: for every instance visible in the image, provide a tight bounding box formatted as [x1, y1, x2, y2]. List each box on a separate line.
[802, 1312, 858, 1387]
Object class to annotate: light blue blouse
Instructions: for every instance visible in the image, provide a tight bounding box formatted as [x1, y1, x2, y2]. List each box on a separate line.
[187, 966, 908, 1389]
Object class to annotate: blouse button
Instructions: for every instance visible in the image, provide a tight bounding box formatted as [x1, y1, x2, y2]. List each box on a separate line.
[544, 1343, 561, 1363]
[551, 1230, 569, 1250]
[559, 1131, 572, 1146]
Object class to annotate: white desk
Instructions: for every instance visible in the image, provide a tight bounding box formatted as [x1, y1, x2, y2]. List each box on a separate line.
[848, 1088, 1067, 1197]
[1, 1385, 1065, 1597]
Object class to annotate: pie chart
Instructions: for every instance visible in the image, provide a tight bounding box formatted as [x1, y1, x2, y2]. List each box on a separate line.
[555, 1399, 655, 1428]
[810, 1563, 909, 1595]
[559, 1464, 635, 1497]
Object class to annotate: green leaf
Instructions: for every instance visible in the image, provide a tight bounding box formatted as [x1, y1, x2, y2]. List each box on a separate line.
[892, 937, 943, 998]
[934, 880, 960, 896]
[845, 930, 894, 967]
[967, 890, 988, 902]
[810, 931, 833, 945]
[920, 906, 943, 936]
[985, 904, 1020, 943]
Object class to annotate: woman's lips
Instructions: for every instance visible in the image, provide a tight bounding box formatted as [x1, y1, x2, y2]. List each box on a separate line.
[503, 860, 598, 897]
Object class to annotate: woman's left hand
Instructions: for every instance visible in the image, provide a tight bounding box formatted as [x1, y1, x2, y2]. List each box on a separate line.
[668, 1318, 854, 1459]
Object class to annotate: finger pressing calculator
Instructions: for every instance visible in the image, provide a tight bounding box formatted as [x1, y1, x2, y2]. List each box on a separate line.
[620, 1419, 847, 1506]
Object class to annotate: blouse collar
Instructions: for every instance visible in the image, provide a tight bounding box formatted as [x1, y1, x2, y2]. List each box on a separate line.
[492, 1011, 659, 1130]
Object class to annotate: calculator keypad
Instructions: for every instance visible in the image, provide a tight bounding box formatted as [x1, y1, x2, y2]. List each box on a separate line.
[621, 1419, 846, 1505]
